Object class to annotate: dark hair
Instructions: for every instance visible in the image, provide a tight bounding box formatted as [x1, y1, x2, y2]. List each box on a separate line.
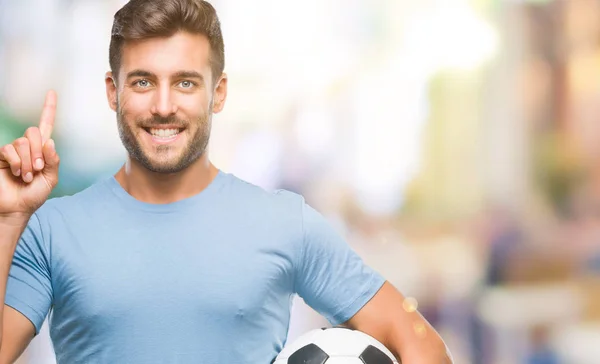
[109, 0, 225, 85]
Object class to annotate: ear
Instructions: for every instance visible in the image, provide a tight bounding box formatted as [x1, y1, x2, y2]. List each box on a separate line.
[105, 72, 118, 112]
[212, 72, 228, 114]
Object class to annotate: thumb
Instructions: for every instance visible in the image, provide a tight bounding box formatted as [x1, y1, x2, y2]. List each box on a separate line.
[42, 139, 60, 176]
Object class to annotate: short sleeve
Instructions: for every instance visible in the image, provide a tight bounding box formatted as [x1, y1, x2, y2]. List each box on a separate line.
[5, 213, 53, 334]
[294, 201, 386, 325]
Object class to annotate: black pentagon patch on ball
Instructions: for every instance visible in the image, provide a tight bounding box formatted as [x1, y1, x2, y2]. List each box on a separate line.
[359, 344, 394, 364]
[288, 343, 329, 364]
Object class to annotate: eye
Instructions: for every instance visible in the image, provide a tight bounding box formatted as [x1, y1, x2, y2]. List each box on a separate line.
[133, 79, 151, 88]
[179, 80, 195, 88]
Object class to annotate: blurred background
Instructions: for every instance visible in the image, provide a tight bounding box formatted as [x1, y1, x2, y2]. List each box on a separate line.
[2, 0, 600, 362]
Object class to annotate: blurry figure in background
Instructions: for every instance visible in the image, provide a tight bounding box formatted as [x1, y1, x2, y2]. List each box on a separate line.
[0, 1, 452, 363]
[469, 207, 524, 364]
[483, 208, 523, 286]
[527, 326, 560, 364]
[566, 178, 600, 277]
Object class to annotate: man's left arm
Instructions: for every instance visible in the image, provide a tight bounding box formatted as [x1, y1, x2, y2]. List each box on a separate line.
[292, 196, 452, 363]
[343, 281, 453, 364]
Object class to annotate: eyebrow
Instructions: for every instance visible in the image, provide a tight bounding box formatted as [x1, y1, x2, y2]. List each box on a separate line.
[172, 71, 204, 81]
[126, 70, 205, 83]
[126, 69, 154, 79]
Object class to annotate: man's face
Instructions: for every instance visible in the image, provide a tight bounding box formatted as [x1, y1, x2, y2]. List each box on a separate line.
[106, 32, 226, 173]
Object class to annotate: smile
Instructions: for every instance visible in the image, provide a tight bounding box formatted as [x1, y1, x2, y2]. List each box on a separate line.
[142, 127, 186, 144]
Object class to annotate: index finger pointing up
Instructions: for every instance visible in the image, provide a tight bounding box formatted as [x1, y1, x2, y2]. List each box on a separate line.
[39, 90, 57, 143]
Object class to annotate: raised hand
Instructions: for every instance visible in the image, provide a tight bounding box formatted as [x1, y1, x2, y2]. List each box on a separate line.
[0, 90, 61, 217]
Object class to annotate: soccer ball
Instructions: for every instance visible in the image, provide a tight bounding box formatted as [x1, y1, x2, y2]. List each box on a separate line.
[274, 327, 399, 363]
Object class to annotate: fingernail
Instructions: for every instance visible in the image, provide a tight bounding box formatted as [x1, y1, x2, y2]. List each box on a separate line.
[15, 169, 21, 177]
[24, 172, 33, 183]
[35, 158, 44, 170]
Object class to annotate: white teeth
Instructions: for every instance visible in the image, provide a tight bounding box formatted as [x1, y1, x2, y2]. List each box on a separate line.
[150, 128, 179, 138]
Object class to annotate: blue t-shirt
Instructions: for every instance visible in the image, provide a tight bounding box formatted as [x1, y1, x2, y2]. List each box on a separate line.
[6, 170, 385, 363]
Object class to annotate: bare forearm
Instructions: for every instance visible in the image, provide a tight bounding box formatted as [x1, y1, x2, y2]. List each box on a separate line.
[344, 282, 453, 364]
[390, 341, 453, 364]
[0, 215, 29, 350]
[399, 350, 453, 364]
[385, 317, 453, 364]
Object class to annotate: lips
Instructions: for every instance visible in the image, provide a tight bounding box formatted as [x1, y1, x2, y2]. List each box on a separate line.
[140, 126, 186, 145]
[142, 125, 185, 134]
[147, 128, 180, 138]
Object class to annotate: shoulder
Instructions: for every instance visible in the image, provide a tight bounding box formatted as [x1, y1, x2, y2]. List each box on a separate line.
[34, 176, 114, 222]
[224, 172, 307, 215]
[16, 177, 113, 248]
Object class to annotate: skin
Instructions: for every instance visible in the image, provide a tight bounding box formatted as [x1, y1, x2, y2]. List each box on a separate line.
[106, 32, 228, 204]
[0, 91, 60, 363]
[0, 31, 452, 364]
[344, 282, 453, 363]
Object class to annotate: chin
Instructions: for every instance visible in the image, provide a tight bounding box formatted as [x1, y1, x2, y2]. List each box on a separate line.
[124, 133, 206, 174]
[143, 161, 187, 174]
[142, 152, 200, 174]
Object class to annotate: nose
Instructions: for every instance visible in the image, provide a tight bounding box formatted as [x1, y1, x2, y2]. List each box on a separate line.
[150, 84, 178, 117]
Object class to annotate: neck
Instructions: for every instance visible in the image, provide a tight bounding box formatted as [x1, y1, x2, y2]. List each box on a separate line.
[114, 153, 220, 204]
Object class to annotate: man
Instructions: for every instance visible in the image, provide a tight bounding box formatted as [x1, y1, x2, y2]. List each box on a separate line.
[0, 1, 453, 363]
